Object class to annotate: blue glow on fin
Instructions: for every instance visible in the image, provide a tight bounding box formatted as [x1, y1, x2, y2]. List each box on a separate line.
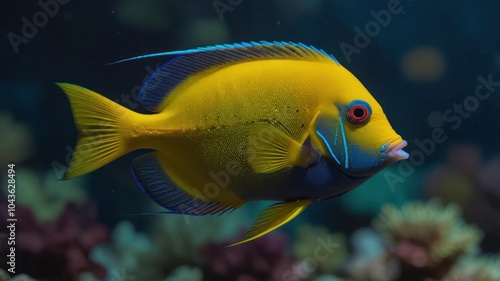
[113, 41, 339, 112]
[131, 152, 235, 216]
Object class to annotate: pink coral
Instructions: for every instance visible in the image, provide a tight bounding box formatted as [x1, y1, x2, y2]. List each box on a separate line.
[0, 199, 108, 281]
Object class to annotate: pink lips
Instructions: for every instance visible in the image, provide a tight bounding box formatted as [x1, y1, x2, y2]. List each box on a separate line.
[387, 140, 409, 161]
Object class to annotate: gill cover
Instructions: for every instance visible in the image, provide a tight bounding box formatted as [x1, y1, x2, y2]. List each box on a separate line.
[314, 101, 385, 177]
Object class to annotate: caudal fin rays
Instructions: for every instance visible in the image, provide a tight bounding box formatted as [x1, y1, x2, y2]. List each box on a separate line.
[57, 83, 132, 179]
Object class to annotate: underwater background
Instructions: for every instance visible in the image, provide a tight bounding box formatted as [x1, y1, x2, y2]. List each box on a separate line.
[1, 0, 500, 280]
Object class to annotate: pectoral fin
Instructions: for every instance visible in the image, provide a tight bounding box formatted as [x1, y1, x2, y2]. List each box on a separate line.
[228, 199, 311, 246]
[247, 123, 320, 173]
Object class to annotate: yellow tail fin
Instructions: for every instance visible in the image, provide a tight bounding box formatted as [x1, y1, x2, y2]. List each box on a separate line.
[58, 83, 133, 180]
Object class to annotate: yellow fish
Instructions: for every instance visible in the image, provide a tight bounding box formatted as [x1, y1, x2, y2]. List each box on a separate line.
[58, 41, 408, 246]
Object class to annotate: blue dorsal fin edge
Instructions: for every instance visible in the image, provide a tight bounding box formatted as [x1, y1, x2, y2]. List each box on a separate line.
[124, 41, 340, 112]
[131, 152, 236, 216]
[107, 41, 339, 65]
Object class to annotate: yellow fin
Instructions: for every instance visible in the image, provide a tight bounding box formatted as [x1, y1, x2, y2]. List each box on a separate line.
[57, 83, 132, 179]
[228, 199, 311, 247]
[247, 123, 319, 173]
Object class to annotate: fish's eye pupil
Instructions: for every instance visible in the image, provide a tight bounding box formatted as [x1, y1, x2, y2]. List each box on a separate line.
[353, 107, 365, 118]
[346, 100, 372, 124]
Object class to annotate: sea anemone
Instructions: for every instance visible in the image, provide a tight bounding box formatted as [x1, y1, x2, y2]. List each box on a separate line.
[372, 199, 483, 280]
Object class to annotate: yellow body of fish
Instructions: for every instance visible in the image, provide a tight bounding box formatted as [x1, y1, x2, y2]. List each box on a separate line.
[59, 42, 408, 245]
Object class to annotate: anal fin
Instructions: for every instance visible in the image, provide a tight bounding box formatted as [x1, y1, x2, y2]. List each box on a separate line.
[228, 199, 311, 246]
[247, 123, 320, 173]
[132, 152, 241, 215]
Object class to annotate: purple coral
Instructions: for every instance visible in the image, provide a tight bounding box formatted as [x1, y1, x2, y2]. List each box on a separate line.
[0, 200, 108, 281]
[201, 231, 297, 281]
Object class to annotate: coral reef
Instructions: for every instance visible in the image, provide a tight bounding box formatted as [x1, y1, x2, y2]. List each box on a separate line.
[90, 220, 153, 281]
[345, 228, 399, 281]
[424, 145, 500, 244]
[372, 200, 483, 281]
[292, 224, 347, 275]
[312, 275, 346, 281]
[0, 112, 33, 165]
[120, 209, 249, 281]
[0, 201, 108, 281]
[163, 266, 203, 281]
[89, 202, 254, 281]
[8, 168, 87, 222]
[445, 255, 500, 281]
[201, 231, 297, 281]
[347, 255, 399, 281]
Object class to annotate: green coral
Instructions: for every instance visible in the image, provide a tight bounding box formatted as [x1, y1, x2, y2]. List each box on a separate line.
[293, 224, 348, 274]
[312, 275, 346, 281]
[91, 202, 250, 281]
[445, 256, 500, 281]
[163, 266, 203, 281]
[373, 199, 483, 262]
[90, 220, 152, 280]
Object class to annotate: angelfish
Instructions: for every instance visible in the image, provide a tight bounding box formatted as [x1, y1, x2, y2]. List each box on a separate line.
[58, 41, 409, 246]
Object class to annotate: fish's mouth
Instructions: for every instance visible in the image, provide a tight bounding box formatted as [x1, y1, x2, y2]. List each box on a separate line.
[382, 140, 409, 162]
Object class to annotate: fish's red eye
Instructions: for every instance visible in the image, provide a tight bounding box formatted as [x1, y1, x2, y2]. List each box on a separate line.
[346, 100, 372, 124]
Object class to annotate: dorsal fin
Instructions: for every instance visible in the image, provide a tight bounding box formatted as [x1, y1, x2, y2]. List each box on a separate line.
[118, 41, 339, 112]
